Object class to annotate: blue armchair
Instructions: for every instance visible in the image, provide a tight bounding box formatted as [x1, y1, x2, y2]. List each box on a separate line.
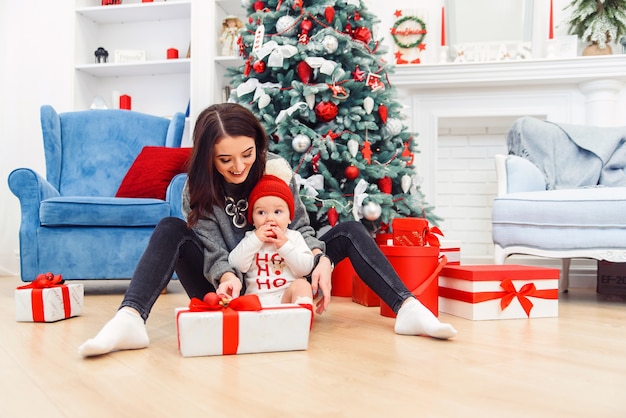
[8, 105, 187, 282]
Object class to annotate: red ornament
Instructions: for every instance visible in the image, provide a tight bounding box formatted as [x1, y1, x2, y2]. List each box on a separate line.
[253, 60, 266, 73]
[362, 140, 372, 164]
[297, 61, 313, 83]
[352, 65, 366, 81]
[203, 292, 220, 305]
[345, 165, 360, 181]
[299, 18, 314, 44]
[253, 1, 265, 11]
[325, 7, 335, 23]
[378, 176, 392, 194]
[378, 104, 388, 124]
[352, 27, 372, 44]
[327, 207, 339, 227]
[314, 101, 339, 123]
[311, 153, 321, 173]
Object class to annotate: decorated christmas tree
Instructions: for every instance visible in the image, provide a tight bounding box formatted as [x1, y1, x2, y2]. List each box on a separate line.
[226, 0, 439, 235]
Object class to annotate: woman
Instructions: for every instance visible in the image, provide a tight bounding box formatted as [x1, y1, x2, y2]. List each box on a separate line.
[79, 103, 456, 358]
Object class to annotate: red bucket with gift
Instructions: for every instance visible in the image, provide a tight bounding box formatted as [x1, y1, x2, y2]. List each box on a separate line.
[379, 245, 446, 318]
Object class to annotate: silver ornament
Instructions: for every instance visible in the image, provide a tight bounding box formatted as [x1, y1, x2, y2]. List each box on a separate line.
[362, 201, 382, 221]
[292, 134, 311, 152]
[276, 15, 297, 36]
[401, 174, 412, 193]
[347, 139, 359, 157]
[322, 35, 339, 53]
[363, 96, 374, 114]
[385, 118, 403, 136]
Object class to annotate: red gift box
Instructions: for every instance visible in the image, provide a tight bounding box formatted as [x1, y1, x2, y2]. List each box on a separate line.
[352, 276, 380, 307]
[331, 258, 357, 297]
[438, 265, 559, 320]
[176, 295, 312, 357]
[379, 245, 446, 318]
[392, 218, 429, 246]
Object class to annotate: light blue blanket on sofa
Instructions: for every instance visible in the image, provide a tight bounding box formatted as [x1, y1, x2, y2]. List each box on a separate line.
[507, 116, 626, 189]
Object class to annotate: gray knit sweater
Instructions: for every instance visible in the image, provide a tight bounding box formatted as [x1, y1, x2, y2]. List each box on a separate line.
[182, 153, 325, 289]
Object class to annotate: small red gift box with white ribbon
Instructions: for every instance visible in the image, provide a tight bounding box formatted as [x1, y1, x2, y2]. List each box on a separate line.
[438, 265, 559, 320]
[15, 273, 83, 322]
[175, 294, 312, 357]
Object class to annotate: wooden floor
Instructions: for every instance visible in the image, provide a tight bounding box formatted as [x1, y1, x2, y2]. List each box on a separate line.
[1, 275, 625, 418]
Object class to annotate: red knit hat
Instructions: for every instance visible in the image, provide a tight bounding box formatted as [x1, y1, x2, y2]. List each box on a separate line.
[247, 174, 295, 224]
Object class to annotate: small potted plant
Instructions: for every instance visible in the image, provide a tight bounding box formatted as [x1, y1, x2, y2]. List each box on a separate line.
[565, 0, 626, 55]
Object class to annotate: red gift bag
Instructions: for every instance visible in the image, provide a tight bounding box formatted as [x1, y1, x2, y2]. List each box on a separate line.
[379, 245, 447, 317]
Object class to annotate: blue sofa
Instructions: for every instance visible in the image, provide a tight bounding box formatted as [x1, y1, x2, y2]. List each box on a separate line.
[492, 117, 626, 292]
[8, 105, 187, 282]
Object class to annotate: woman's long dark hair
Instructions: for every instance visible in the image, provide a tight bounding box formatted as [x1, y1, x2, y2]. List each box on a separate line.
[187, 103, 267, 227]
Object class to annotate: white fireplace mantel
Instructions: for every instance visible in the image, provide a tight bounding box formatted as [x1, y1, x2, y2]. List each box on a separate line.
[388, 55, 626, 204]
[390, 55, 626, 91]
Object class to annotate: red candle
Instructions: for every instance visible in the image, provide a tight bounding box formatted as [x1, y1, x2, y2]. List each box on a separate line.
[119, 94, 132, 110]
[441, 6, 446, 46]
[167, 48, 179, 59]
[549, 0, 554, 39]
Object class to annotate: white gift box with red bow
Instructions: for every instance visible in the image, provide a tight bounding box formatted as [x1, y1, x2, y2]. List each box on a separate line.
[15, 283, 84, 322]
[438, 265, 559, 320]
[175, 299, 312, 357]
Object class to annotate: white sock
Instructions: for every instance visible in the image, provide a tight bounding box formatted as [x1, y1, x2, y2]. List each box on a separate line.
[78, 308, 149, 357]
[394, 298, 457, 339]
[294, 296, 313, 305]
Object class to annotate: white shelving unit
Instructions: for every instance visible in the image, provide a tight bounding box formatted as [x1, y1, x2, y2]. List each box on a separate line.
[73, 0, 245, 132]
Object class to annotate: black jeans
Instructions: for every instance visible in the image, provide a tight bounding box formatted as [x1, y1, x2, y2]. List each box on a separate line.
[121, 218, 412, 321]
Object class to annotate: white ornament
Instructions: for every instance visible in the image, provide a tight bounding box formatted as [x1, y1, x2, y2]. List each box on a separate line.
[401, 174, 412, 193]
[322, 35, 339, 54]
[363, 97, 374, 114]
[385, 117, 403, 136]
[305, 93, 315, 109]
[362, 201, 382, 221]
[258, 93, 271, 109]
[276, 15, 297, 36]
[347, 139, 359, 158]
[292, 134, 311, 152]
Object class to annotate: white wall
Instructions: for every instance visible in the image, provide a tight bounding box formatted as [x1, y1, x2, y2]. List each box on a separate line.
[1, 1, 74, 275]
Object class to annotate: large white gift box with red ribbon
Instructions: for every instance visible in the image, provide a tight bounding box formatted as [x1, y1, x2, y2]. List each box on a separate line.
[438, 265, 559, 320]
[175, 294, 312, 357]
[15, 279, 83, 322]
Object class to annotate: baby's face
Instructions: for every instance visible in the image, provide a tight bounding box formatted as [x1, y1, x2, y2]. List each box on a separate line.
[251, 195, 290, 231]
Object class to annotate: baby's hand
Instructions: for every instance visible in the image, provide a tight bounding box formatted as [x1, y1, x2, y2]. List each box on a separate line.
[254, 224, 276, 242]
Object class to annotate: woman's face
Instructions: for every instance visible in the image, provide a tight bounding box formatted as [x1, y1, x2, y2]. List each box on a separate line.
[213, 135, 257, 184]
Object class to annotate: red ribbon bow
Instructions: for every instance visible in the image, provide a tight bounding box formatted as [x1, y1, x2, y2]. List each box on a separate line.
[187, 294, 262, 312]
[17, 272, 69, 322]
[182, 294, 262, 355]
[499, 278, 537, 317]
[424, 226, 443, 246]
[17, 272, 64, 290]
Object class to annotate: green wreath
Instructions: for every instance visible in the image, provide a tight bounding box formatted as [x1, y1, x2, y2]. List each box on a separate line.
[391, 16, 427, 49]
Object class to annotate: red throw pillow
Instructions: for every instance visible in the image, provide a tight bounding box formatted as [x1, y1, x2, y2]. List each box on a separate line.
[116, 146, 192, 200]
